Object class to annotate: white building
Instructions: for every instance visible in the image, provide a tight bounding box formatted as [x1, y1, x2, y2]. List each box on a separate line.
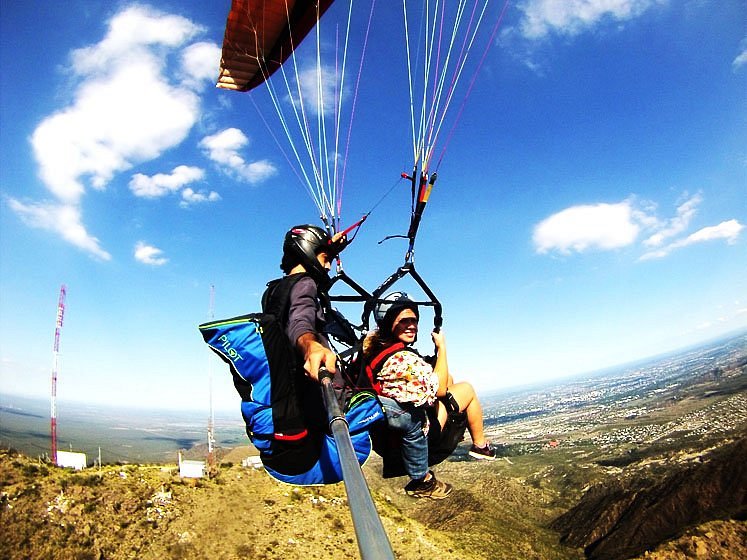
[56, 450, 87, 470]
[242, 455, 263, 469]
[178, 451, 205, 478]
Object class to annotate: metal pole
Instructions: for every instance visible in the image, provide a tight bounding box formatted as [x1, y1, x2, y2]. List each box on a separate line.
[50, 284, 66, 465]
[207, 285, 216, 468]
[319, 369, 395, 560]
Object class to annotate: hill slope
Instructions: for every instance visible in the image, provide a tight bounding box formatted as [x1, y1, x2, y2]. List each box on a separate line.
[1, 447, 483, 560]
[3, 442, 746, 559]
[551, 437, 747, 559]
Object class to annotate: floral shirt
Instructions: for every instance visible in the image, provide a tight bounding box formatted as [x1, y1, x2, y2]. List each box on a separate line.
[378, 350, 439, 407]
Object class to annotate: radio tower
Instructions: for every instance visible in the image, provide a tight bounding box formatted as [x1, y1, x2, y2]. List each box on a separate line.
[50, 285, 67, 464]
[206, 285, 216, 468]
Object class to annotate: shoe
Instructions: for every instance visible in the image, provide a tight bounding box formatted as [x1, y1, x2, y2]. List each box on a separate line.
[468, 442, 496, 460]
[405, 471, 453, 499]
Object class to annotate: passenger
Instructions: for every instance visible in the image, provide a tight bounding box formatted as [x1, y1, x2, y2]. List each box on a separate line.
[364, 292, 496, 476]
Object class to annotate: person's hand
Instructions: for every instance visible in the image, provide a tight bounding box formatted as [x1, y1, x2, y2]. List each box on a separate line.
[431, 329, 446, 351]
[327, 232, 349, 256]
[302, 339, 337, 382]
[330, 231, 347, 244]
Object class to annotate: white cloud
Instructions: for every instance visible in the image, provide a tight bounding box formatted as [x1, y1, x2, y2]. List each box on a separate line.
[199, 128, 277, 183]
[686, 219, 743, 244]
[735, 50, 747, 70]
[290, 64, 344, 117]
[134, 241, 168, 266]
[129, 165, 205, 198]
[181, 41, 222, 89]
[20, 5, 219, 260]
[694, 306, 747, 333]
[243, 160, 277, 182]
[200, 128, 247, 166]
[32, 59, 200, 201]
[180, 188, 221, 207]
[640, 219, 744, 260]
[7, 199, 111, 261]
[71, 6, 201, 73]
[536, 194, 744, 260]
[533, 200, 644, 254]
[643, 192, 701, 247]
[733, 38, 747, 70]
[128, 164, 219, 208]
[517, 0, 665, 39]
[32, 6, 204, 203]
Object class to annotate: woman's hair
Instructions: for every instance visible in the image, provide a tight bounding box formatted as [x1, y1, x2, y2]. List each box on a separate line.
[363, 329, 395, 359]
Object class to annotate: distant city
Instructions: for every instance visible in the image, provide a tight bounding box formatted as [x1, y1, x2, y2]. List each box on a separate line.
[481, 330, 747, 454]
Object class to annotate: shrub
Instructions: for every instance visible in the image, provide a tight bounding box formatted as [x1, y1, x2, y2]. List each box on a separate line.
[83, 502, 97, 514]
[21, 464, 44, 477]
[235, 543, 255, 555]
[70, 473, 103, 487]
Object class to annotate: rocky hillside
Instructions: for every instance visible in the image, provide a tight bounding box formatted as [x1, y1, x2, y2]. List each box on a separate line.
[3, 442, 746, 560]
[2, 444, 579, 560]
[0, 447, 473, 560]
[552, 437, 747, 560]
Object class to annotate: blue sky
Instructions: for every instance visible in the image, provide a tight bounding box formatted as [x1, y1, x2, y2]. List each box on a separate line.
[1, 1, 745, 414]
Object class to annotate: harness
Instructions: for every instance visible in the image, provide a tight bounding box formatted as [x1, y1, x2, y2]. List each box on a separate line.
[362, 342, 416, 394]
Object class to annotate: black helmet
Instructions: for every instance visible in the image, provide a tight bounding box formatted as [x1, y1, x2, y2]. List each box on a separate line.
[374, 291, 420, 337]
[281, 224, 332, 281]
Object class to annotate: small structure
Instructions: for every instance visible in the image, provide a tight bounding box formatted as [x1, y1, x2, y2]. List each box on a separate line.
[56, 450, 87, 470]
[178, 451, 205, 478]
[242, 455, 263, 469]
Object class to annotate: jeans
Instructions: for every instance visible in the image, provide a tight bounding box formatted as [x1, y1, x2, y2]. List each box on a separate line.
[378, 396, 429, 480]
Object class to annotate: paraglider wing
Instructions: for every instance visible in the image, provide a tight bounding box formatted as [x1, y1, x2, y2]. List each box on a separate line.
[217, 0, 335, 92]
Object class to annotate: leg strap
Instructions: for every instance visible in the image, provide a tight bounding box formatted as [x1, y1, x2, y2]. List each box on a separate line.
[444, 391, 460, 415]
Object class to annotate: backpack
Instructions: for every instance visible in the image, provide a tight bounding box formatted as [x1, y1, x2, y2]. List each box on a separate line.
[198, 273, 384, 485]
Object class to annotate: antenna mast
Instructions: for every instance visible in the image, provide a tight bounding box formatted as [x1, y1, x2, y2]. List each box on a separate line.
[207, 285, 216, 467]
[50, 284, 66, 464]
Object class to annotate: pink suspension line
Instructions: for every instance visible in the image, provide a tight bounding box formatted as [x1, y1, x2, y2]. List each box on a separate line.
[422, 0, 448, 170]
[435, 0, 511, 172]
[337, 0, 377, 227]
[424, 0, 479, 170]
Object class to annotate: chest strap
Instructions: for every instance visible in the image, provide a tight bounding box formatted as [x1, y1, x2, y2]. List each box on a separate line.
[366, 342, 418, 394]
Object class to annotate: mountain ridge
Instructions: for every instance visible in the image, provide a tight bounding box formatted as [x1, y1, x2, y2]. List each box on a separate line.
[551, 436, 747, 559]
